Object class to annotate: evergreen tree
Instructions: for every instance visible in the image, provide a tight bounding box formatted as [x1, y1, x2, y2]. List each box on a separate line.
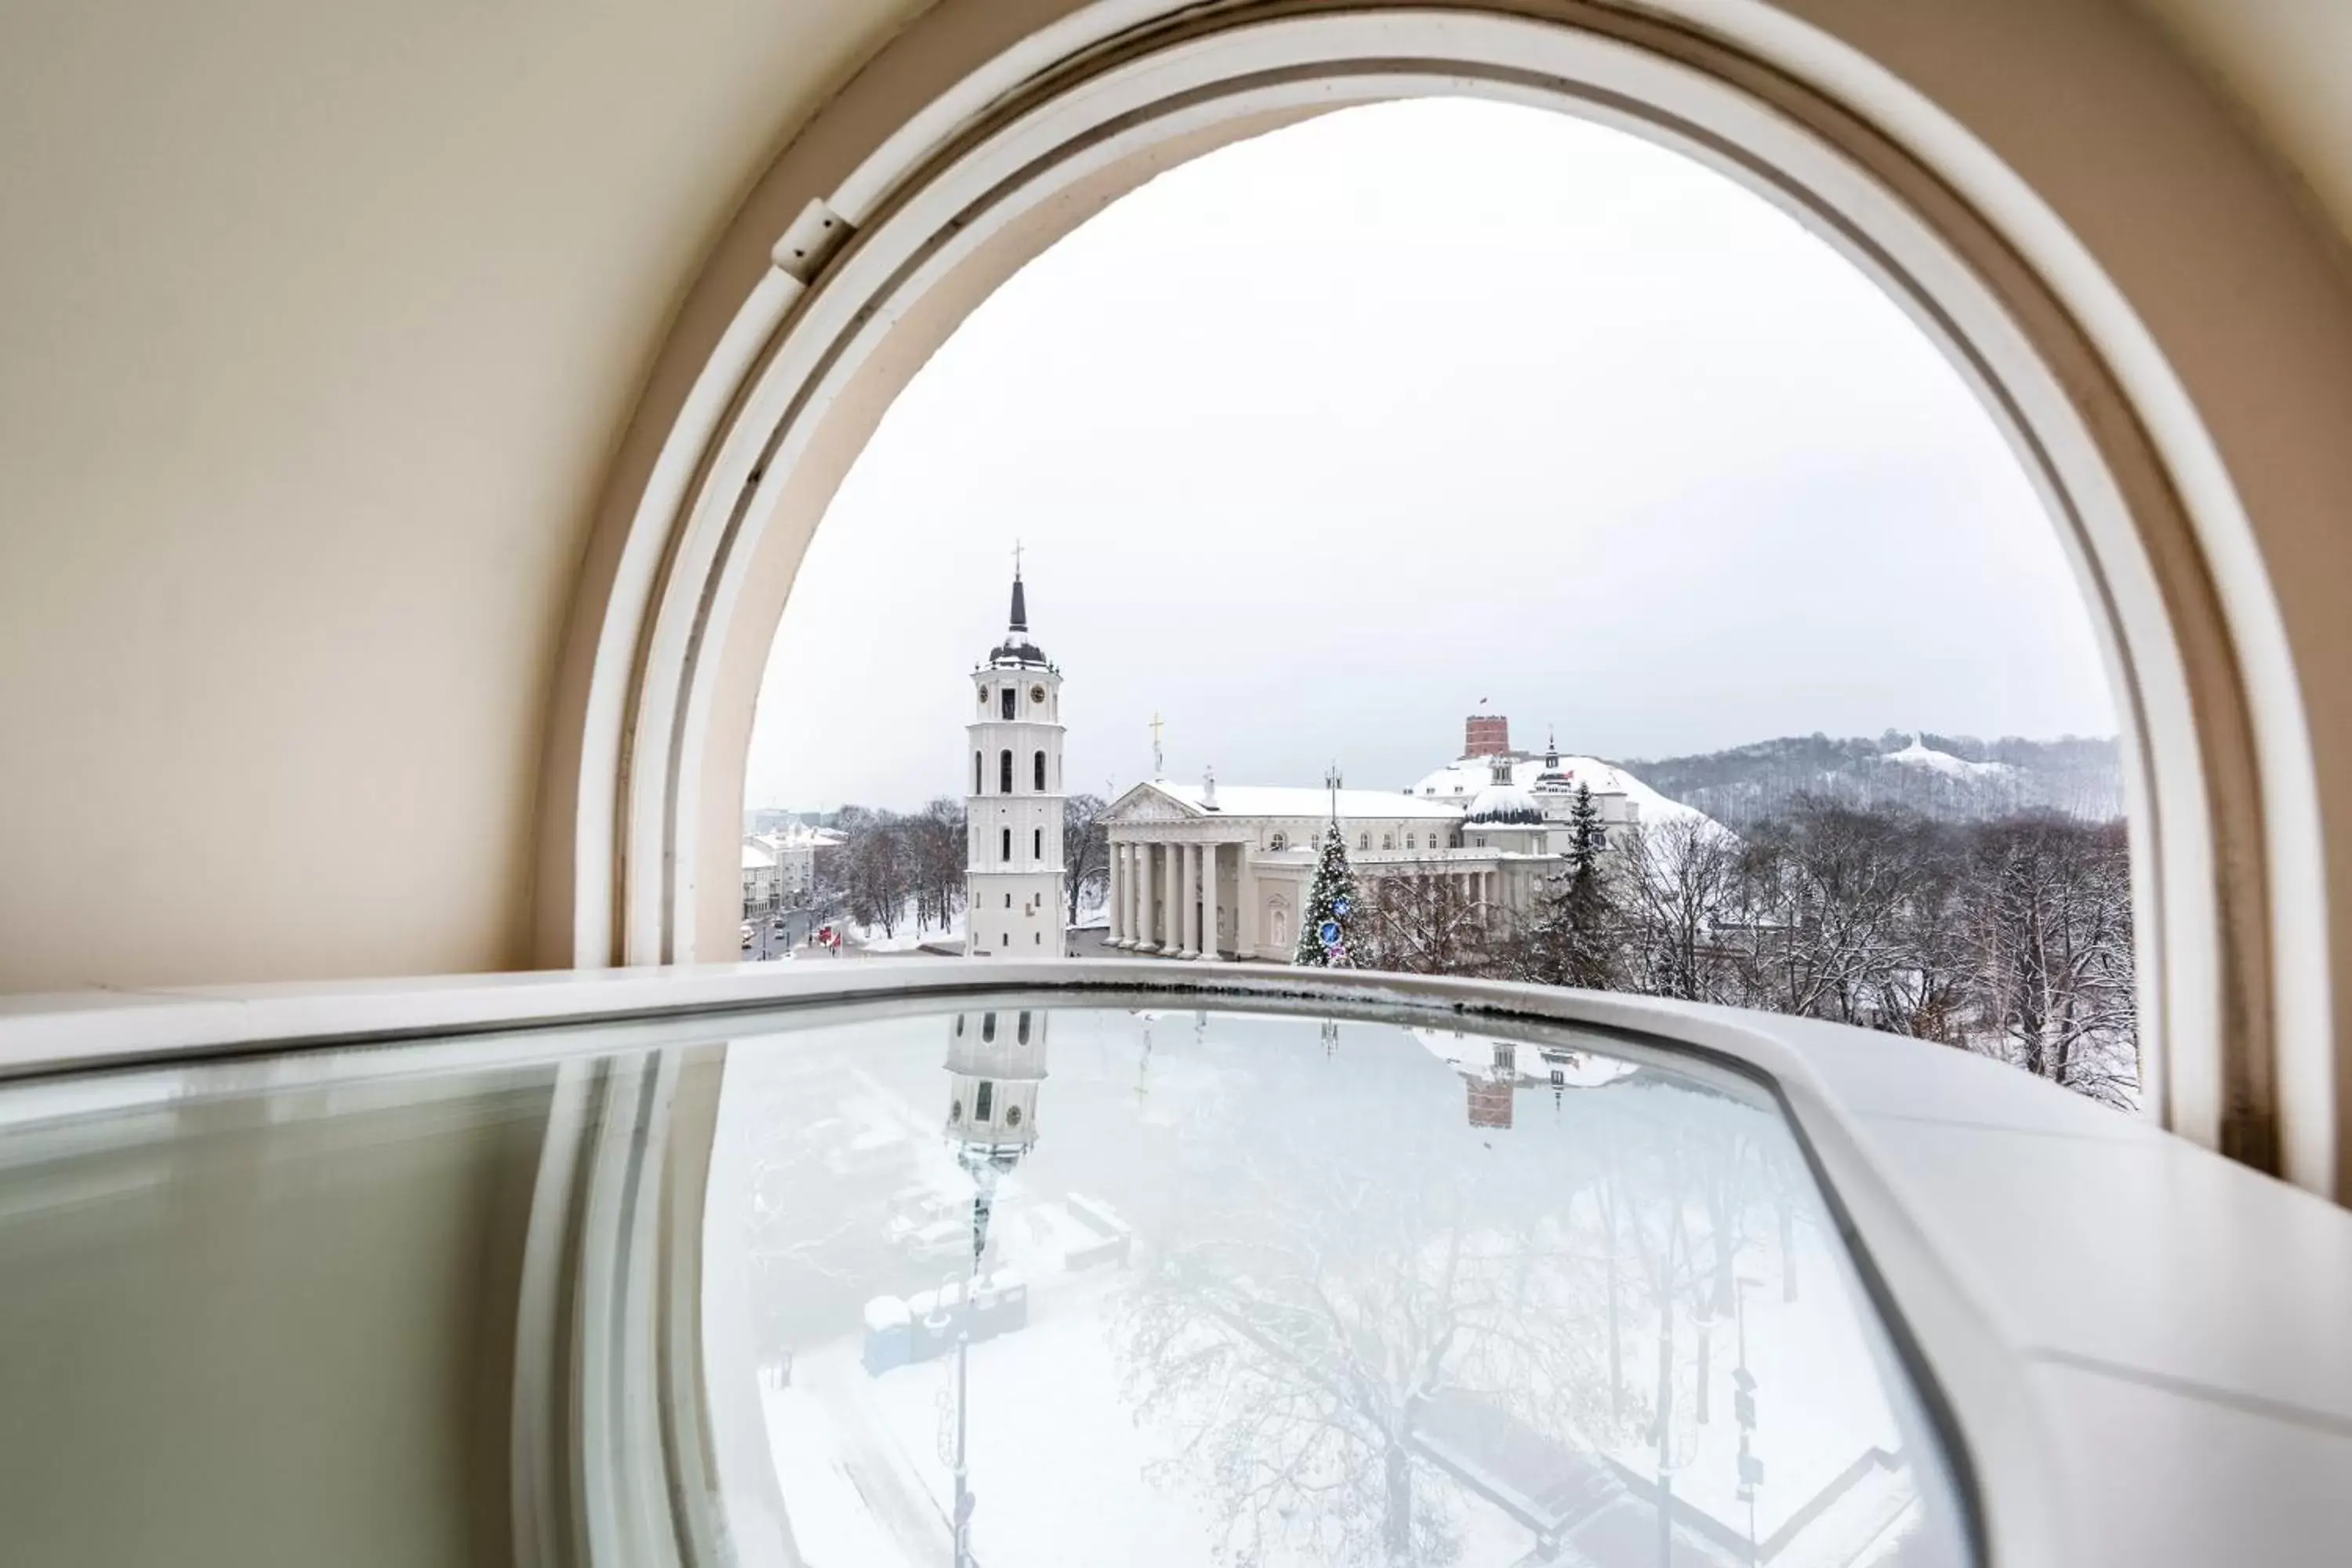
[1293, 821, 1363, 967]
[1519, 783, 1617, 987]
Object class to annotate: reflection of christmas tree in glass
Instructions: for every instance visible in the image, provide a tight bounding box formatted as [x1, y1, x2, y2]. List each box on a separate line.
[1293, 821, 1362, 967]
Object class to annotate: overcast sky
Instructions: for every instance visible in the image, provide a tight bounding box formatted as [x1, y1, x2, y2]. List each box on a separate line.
[747, 99, 2114, 812]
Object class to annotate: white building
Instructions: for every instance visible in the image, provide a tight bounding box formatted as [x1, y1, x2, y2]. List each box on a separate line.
[965, 569, 1067, 956]
[1100, 713, 1700, 960]
[739, 840, 778, 916]
[748, 820, 843, 903]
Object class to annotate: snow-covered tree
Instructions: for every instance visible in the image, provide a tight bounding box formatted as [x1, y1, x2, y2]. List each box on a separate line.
[1361, 872, 1497, 977]
[1513, 783, 1617, 989]
[1063, 791, 1109, 924]
[1293, 820, 1363, 967]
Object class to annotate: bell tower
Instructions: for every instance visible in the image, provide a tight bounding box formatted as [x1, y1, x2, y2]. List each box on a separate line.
[966, 558, 1067, 956]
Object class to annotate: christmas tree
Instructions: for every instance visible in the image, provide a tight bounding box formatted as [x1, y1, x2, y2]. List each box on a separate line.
[1293, 820, 1362, 967]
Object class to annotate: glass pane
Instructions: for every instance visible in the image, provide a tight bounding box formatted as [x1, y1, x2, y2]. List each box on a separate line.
[724, 1006, 1973, 1568]
[0, 999, 1973, 1568]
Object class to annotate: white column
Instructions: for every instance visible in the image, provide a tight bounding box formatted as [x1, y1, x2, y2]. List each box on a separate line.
[1237, 851, 1258, 958]
[1109, 844, 1127, 946]
[1179, 843, 1202, 959]
[1123, 843, 1139, 947]
[1136, 841, 1156, 952]
[1163, 842, 1181, 956]
[1200, 843, 1222, 960]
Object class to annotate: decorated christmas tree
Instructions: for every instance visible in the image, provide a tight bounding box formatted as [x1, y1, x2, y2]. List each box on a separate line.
[1293, 820, 1362, 967]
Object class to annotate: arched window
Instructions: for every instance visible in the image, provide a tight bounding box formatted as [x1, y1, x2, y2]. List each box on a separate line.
[1269, 833, 1287, 851]
[1017, 1011, 1031, 1044]
[982, 1013, 996, 1043]
[1001, 827, 1011, 860]
[975, 1080, 995, 1120]
[1406, 833, 1417, 849]
[1382, 834, 1394, 851]
[1359, 833, 1370, 851]
[1033, 750, 1046, 791]
[974, 751, 982, 794]
[999, 750, 1014, 793]
[1272, 906, 1289, 948]
[1033, 827, 1042, 858]
[1000, 687, 1016, 720]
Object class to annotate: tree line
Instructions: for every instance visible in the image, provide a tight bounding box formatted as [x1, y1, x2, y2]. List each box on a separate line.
[1357, 790, 2139, 1109]
[820, 794, 1109, 938]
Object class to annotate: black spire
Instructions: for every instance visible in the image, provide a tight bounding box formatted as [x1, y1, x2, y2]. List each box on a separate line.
[987, 546, 1049, 668]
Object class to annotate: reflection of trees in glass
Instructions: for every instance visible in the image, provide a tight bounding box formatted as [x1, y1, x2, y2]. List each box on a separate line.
[1113, 1029, 1887, 1566]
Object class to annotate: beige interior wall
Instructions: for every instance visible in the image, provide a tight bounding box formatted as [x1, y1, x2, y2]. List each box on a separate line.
[0, 0, 931, 993]
[0, 1080, 549, 1566]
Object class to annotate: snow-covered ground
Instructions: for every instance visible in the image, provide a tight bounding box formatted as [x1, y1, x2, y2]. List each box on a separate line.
[852, 900, 966, 953]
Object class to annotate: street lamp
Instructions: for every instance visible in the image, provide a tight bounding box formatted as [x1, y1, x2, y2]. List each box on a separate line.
[1734, 1276, 1764, 1565]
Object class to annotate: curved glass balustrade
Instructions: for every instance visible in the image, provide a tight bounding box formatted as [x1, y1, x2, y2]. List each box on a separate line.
[0, 991, 1971, 1568]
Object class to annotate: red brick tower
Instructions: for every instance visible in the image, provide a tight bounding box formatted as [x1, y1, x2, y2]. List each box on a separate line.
[1464, 713, 1511, 758]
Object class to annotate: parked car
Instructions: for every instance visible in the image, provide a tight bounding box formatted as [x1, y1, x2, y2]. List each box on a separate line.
[739, 923, 754, 947]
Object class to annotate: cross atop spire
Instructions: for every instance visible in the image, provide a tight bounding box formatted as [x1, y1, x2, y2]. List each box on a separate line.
[1149, 712, 1165, 778]
[1007, 541, 1029, 633]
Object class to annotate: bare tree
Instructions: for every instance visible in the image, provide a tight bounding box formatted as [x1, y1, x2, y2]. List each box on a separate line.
[1615, 817, 1739, 1004]
[1964, 815, 2137, 1105]
[906, 797, 967, 934]
[1063, 791, 1109, 925]
[1360, 871, 1499, 978]
[842, 813, 910, 937]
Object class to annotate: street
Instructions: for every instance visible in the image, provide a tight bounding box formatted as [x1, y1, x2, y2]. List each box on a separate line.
[742, 906, 820, 961]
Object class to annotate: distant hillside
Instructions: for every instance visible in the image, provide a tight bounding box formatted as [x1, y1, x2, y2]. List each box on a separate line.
[1618, 731, 2125, 826]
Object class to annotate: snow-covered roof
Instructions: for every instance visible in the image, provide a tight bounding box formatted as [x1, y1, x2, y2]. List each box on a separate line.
[1411, 753, 1704, 824]
[741, 843, 775, 870]
[1882, 734, 2014, 780]
[1465, 782, 1542, 822]
[1147, 781, 1465, 821]
[754, 822, 844, 850]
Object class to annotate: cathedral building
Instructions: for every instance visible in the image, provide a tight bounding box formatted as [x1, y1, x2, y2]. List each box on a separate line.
[1099, 713, 1698, 961]
[964, 568, 1068, 956]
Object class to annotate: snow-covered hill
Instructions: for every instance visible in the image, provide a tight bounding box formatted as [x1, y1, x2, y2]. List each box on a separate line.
[1880, 734, 2015, 781]
[1621, 730, 2124, 826]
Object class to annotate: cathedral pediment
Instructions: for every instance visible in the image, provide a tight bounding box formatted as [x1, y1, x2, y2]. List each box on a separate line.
[1104, 782, 1197, 824]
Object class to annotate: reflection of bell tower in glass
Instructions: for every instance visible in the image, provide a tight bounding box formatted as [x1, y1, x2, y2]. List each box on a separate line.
[944, 1007, 1049, 1173]
[941, 1005, 1049, 1568]
[966, 557, 1066, 956]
